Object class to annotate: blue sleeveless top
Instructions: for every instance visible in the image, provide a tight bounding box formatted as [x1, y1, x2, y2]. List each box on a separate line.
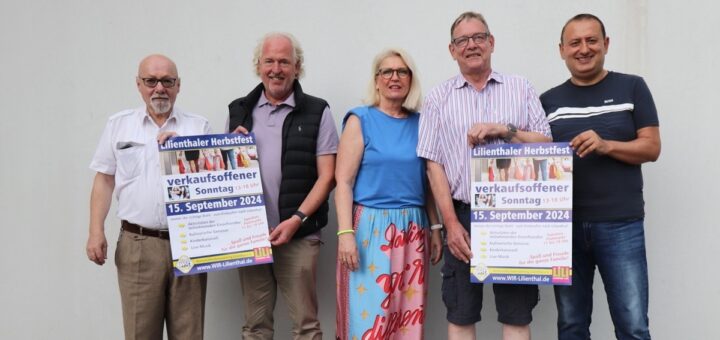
[344, 106, 426, 208]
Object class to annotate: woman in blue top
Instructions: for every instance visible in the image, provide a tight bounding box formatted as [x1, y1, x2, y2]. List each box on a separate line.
[335, 49, 443, 340]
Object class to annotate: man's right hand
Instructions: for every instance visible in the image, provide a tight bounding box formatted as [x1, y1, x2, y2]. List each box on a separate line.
[86, 231, 108, 265]
[232, 125, 249, 135]
[445, 220, 472, 263]
[467, 122, 506, 146]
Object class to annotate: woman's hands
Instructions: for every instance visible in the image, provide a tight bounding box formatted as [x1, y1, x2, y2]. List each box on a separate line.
[430, 229, 443, 265]
[338, 232, 360, 271]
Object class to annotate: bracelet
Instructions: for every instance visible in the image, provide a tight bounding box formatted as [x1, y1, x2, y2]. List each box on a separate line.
[430, 224, 444, 230]
[337, 229, 355, 236]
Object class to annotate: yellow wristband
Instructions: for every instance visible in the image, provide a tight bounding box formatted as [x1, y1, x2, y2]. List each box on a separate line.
[337, 229, 355, 236]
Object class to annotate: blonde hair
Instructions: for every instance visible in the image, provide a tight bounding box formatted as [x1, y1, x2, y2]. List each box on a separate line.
[252, 32, 305, 79]
[364, 48, 422, 112]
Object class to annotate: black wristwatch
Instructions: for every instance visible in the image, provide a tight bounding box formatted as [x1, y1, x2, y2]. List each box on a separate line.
[293, 210, 308, 223]
[503, 123, 517, 143]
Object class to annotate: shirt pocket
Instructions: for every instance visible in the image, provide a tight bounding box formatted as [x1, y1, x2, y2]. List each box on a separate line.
[115, 141, 145, 180]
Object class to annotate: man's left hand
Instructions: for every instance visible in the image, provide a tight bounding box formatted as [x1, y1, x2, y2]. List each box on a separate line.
[268, 216, 302, 246]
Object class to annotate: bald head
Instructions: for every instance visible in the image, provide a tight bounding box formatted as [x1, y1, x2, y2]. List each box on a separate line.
[136, 54, 180, 117]
[138, 54, 178, 78]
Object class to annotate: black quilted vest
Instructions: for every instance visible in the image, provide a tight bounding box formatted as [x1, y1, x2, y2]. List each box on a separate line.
[228, 80, 329, 238]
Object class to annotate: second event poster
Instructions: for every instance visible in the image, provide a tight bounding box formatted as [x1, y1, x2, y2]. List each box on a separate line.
[470, 143, 573, 285]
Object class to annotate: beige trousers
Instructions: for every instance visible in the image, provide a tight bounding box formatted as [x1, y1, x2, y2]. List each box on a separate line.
[116, 230, 207, 340]
[239, 238, 322, 340]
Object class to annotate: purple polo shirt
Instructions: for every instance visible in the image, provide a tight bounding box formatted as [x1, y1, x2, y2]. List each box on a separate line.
[227, 91, 339, 230]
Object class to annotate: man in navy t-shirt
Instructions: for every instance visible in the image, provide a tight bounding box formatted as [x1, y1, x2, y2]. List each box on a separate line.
[540, 14, 661, 340]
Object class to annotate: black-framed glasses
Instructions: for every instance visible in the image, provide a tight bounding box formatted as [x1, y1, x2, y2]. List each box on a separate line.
[376, 68, 411, 79]
[141, 77, 177, 88]
[451, 32, 491, 47]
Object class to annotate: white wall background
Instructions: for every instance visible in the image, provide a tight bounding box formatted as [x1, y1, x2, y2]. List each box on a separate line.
[1, 0, 717, 339]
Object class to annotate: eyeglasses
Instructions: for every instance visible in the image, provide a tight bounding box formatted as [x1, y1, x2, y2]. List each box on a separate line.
[376, 68, 411, 79]
[140, 78, 177, 88]
[451, 32, 491, 47]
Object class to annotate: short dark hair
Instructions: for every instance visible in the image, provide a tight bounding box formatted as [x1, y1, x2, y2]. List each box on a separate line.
[560, 13, 606, 43]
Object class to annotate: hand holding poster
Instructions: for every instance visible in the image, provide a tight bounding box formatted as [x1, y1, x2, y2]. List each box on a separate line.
[159, 133, 272, 276]
[470, 143, 573, 285]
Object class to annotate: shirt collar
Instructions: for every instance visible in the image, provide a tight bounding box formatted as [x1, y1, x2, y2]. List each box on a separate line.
[258, 91, 296, 109]
[452, 70, 505, 89]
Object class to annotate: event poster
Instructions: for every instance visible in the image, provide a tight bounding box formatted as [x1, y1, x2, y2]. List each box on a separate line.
[470, 143, 573, 285]
[159, 133, 272, 276]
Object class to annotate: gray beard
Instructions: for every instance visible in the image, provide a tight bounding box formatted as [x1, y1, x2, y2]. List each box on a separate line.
[151, 99, 172, 114]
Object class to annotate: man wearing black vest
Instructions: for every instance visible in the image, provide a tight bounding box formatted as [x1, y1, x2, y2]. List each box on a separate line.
[228, 32, 338, 340]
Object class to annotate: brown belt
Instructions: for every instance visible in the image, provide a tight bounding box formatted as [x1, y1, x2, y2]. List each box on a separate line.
[121, 220, 170, 240]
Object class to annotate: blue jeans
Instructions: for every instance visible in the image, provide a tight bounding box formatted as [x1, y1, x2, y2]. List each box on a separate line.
[532, 158, 548, 181]
[220, 148, 237, 170]
[555, 219, 650, 340]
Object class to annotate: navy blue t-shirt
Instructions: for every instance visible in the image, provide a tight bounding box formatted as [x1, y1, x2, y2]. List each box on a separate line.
[540, 72, 659, 221]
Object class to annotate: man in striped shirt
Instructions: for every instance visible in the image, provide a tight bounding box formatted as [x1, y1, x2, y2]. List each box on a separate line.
[417, 11, 551, 340]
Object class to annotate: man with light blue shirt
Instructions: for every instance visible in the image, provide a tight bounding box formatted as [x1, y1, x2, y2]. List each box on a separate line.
[417, 11, 552, 340]
[227, 32, 338, 340]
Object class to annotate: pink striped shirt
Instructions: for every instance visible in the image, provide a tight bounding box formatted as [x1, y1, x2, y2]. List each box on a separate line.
[417, 71, 551, 203]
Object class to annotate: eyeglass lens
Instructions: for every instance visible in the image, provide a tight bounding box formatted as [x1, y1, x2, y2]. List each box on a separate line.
[378, 68, 411, 79]
[142, 78, 177, 88]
